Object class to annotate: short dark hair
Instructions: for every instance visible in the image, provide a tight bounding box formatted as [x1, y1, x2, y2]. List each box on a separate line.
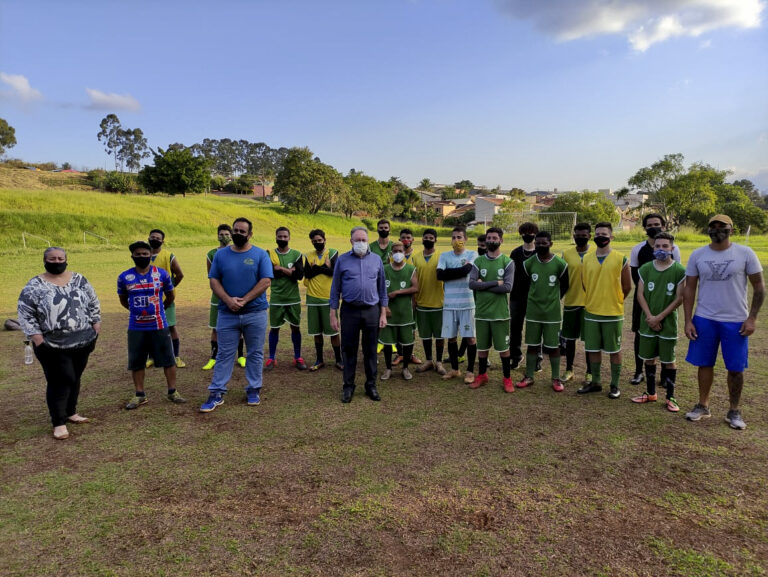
[518, 222, 539, 235]
[452, 225, 467, 237]
[642, 213, 666, 227]
[535, 230, 551, 241]
[477, 234, 486, 242]
[129, 240, 151, 253]
[654, 232, 675, 243]
[217, 224, 232, 234]
[377, 219, 390, 227]
[486, 227, 504, 239]
[276, 226, 290, 235]
[423, 228, 437, 238]
[309, 228, 326, 240]
[400, 228, 413, 237]
[574, 222, 591, 233]
[149, 228, 165, 239]
[594, 221, 613, 232]
[233, 217, 252, 233]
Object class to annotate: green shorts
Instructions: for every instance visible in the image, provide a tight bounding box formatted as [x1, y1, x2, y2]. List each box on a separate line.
[476, 319, 510, 352]
[164, 302, 176, 327]
[416, 307, 443, 340]
[307, 303, 337, 336]
[209, 293, 219, 329]
[561, 306, 584, 341]
[525, 320, 560, 349]
[269, 303, 301, 329]
[583, 315, 623, 354]
[638, 334, 677, 363]
[379, 323, 415, 346]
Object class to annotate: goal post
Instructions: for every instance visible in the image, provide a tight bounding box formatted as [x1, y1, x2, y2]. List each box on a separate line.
[496, 212, 577, 242]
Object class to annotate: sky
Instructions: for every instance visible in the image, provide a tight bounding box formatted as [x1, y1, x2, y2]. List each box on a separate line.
[1, 0, 766, 192]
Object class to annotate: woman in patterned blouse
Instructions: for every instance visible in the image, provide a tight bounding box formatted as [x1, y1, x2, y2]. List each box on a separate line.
[17, 247, 101, 440]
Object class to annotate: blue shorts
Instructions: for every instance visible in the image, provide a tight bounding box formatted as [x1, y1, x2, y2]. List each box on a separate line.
[685, 316, 748, 372]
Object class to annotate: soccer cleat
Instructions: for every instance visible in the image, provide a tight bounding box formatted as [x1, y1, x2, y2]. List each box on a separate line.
[552, 378, 565, 392]
[246, 389, 261, 406]
[202, 358, 216, 371]
[125, 395, 148, 410]
[666, 398, 680, 412]
[167, 390, 187, 404]
[685, 403, 711, 421]
[410, 355, 422, 365]
[200, 392, 225, 412]
[503, 377, 515, 393]
[630, 373, 644, 385]
[563, 370, 574, 383]
[380, 369, 392, 381]
[515, 377, 534, 389]
[402, 368, 413, 381]
[377, 343, 384, 353]
[631, 393, 658, 403]
[577, 383, 602, 394]
[725, 410, 746, 430]
[237, 356, 246, 368]
[456, 355, 466, 364]
[469, 373, 488, 389]
[309, 360, 325, 372]
[583, 373, 593, 385]
[265, 358, 276, 371]
[441, 369, 460, 380]
[435, 362, 447, 376]
[416, 360, 435, 373]
[175, 357, 186, 368]
[608, 386, 621, 399]
[535, 358, 543, 373]
[463, 371, 475, 385]
[392, 355, 404, 366]
[145, 358, 154, 368]
[293, 357, 308, 370]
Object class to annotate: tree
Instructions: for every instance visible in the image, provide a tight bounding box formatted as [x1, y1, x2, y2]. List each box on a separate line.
[543, 191, 619, 225]
[492, 188, 528, 229]
[139, 145, 211, 196]
[273, 147, 345, 213]
[97, 114, 123, 170]
[627, 153, 687, 224]
[418, 178, 433, 192]
[0, 117, 17, 156]
[119, 128, 150, 172]
[61, 162, 72, 170]
[454, 179, 474, 193]
[344, 171, 390, 217]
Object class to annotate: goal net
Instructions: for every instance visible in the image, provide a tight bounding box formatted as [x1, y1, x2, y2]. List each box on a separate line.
[495, 212, 577, 241]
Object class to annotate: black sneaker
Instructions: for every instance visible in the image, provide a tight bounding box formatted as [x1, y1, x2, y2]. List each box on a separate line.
[608, 386, 621, 399]
[577, 383, 602, 394]
[535, 358, 543, 373]
[510, 358, 521, 370]
[630, 373, 644, 385]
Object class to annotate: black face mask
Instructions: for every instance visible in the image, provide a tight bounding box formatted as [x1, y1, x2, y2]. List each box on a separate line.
[594, 236, 610, 248]
[646, 227, 662, 238]
[44, 261, 67, 275]
[709, 229, 729, 243]
[148, 239, 163, 249]
[477, 247, 487, 256]
[422, 239, 435, 249]
[132, 256, 151, 269]
[522, 234, 536, 244]
[232, 233, 248, 247]
[378, 230, 389, 239]
[276, 239, 289, 249]
[312, 242, 325, 252]
[485, 242, 500, 253]
[574, 236, 589, 247]
[535, 245, 550, 257]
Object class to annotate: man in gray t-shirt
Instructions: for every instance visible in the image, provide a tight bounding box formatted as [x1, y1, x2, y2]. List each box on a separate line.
[682, 214, 765, 430]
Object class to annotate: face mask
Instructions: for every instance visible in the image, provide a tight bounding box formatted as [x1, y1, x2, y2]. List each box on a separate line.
[477, 247, 487, 256]
[132, 256, 151, 269]
[485, 242, 500, 253]
[535, 245, 550, 257]
[148, 239, 163, 249]
[44, 261, 67, 275]
[312, 242, 325, 253]
[392, 252, 405, 264]
[232, 233, 248, 247]
[594, 236, 610, 248]
[276, 239, 289, 249]
[646, 227, 662, 238]
[522, 234, 536, 244]
[378, 230, 389, 239]
[402, 239, 412, 247]
[709, 229, 729, 243]
[353, 241, 368, 256]
[218, 235, 231, 245]
[574, 236, 589, 247]
[422, 239, 435, 249]
[451, 239, 465, 251]
[653, 249, 672, 261]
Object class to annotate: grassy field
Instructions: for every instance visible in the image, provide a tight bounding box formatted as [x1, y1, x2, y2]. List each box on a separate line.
[1, 189, 768, 576]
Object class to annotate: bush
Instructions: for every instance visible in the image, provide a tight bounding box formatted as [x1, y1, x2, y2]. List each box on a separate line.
[103, 171, 140, 193]
[86, 169, 106, 189]
[210, 175, 227, 191]
[224, 174, 257, 194]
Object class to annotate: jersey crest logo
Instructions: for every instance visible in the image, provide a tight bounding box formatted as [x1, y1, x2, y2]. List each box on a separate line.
[531, 273, 539, 282]
[385, 280, 391, 288]
[666, 282, 675, 295]
[497, 269, 504, 277]
[480, 268, 487, 277]
[400, 281, 406, 288]
[648, 282, 655, 291]
[287, 262, 294, 268]
[125, 274, 135, 281]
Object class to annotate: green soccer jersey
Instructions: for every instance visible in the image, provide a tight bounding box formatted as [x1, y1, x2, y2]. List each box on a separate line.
[371, 239, 393, 263]
[384, 263, 416, 326]
[473, 254, 513, 321]
[207, 247, 220, 305]
[268, 248, 302, 305]
[637, 260, 686, 339]
[524, 254, 568, 323]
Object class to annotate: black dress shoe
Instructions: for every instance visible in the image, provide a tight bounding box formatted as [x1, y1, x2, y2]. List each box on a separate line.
[342, 387, 354, 403]
[577, 383, 603, 394]
[365, 386, 381, 401]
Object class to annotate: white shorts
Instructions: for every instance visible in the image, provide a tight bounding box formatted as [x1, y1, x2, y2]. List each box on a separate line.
[441, 308, 476, 339]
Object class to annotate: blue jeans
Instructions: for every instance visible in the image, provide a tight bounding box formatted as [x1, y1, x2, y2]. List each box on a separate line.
[209, 308, 267, 393]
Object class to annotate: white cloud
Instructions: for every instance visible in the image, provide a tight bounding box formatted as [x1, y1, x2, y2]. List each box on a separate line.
[495, 0, 765, 51]
[0, 72, 43, 102]
[85, 88, 140, 111]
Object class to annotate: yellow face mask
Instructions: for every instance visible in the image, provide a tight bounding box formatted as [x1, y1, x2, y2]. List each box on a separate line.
[451, 239, 465, 250]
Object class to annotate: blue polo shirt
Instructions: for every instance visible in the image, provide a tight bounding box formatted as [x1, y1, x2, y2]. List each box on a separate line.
[330, 250, 388, 309]
[209, 245, 273, 313]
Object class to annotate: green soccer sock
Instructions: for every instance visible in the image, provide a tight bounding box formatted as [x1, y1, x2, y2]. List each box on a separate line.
[526, 352, 538, 378]
[589, 361, 602, 384]
[610, 362, 622, 388]
[550, 356, 561, 380]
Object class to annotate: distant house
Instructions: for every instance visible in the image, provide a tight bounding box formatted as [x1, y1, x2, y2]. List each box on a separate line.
[417, 190, 441, 203]
[445, 203, 475, 222]
[429, 200, 457, 218]
[474, 196, 505, 223]
[252, 184, 273, 198]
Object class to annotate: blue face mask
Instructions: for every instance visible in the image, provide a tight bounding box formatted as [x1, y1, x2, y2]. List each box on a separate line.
[653, 249, 672, 261]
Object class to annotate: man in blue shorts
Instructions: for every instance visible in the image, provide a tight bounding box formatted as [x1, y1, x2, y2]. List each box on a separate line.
[683, 214, 765, 430]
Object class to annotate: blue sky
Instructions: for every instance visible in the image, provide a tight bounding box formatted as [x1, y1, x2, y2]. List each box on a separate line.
[1, 0, 766, 192]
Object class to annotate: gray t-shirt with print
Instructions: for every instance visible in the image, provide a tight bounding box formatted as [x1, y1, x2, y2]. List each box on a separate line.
[686, 243, 763, 322]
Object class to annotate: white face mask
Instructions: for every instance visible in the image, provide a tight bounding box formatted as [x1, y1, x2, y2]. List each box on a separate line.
[353, 241, 368, 256]
[392, 252, 405, 264]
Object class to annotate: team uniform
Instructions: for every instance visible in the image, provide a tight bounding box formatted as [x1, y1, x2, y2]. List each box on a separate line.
[117, 265, 175, 370]
[560, 246, 590, 340]
[304, 248, 339, 336]
[370, 240, 393, 263]
[150, 249, 177, 326]
[523, 254, 568, 348]
[582, 251, 628, 354]
[438, 249, 478, 338]
[412, 250, 444, 340]
[207, 247, 222, 329]
[472, 254, 514, 352]
[637, 261, 686, 363]
[268, 248, 304, 329]
[379, 263, 417, 346]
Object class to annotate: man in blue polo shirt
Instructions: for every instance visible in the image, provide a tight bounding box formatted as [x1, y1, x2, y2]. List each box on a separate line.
[200, 217, 273, 412]
[330, 226, 388, 403]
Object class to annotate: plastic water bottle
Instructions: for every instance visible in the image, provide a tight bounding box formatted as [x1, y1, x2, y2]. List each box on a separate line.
[24, 341, 33, 365]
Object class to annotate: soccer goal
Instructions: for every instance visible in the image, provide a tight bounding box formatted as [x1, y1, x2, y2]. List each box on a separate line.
[499, 212, 577, 241]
